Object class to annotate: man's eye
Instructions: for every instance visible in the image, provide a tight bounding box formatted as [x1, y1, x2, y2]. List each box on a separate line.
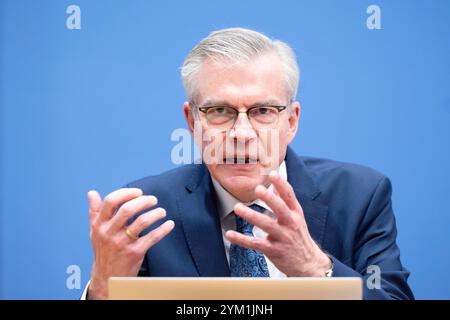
[256, 107, 269, 115]
[210, 107, 233, 116]
[214, 107, 226, 114]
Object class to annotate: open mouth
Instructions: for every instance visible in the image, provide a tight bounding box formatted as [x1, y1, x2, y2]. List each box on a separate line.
[223, 156, 259, 164]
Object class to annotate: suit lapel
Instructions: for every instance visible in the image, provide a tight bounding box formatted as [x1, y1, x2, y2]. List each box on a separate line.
[285, 147, 329, 247]
[176, 165, 230, 276]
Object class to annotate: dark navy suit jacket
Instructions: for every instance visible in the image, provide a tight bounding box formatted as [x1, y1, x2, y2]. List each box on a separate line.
[126, 147, 414, 300]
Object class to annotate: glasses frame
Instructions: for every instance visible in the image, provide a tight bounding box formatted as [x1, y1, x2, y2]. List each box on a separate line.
[192, 103, 290, 130]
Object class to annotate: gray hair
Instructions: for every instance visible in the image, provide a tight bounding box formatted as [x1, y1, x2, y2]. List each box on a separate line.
[181, 27, 300, 103]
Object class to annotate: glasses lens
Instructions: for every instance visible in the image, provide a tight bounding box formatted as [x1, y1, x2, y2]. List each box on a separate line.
[249, 106, 279, 125]
[205, 106, 236, 126]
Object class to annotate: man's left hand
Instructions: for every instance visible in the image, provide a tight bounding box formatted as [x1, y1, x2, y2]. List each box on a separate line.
[225, 171, 332, 277]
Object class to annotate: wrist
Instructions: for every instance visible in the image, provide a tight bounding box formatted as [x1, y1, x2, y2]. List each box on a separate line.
[310, 251, 333, 277]
[318, 252, 333, 277]
[86, 284, 108, 300]
[88, 274, 108, 300]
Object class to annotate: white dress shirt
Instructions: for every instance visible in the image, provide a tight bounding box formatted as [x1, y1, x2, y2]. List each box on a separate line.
[211, 161, 287, 279]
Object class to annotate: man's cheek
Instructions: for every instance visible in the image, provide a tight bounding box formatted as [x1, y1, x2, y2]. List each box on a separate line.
[258, 128, 281, 173]
[199, 127, 225, 165]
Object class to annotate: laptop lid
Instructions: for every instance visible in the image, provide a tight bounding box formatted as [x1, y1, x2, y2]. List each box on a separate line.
[108, 277, 363, 300]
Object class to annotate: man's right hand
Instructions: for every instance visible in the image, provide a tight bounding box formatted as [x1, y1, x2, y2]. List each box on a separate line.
[86, 188, 175, 300]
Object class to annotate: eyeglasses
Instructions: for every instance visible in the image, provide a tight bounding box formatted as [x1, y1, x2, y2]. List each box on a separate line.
[193, 103, 289, 130]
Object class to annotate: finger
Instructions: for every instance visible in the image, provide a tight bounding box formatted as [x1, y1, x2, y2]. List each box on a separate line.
[100, 188, 143, 221]
[272, 186, 280, 196]
[110, 195, 158, 230]
[125, 207, 166, 239]
[233, 203, 282, 238]
[225, 230, 269, 252]
[255, 184, 293, 225]
[87, 190, 102, 222]
[137, 220, 175, 251]
[268, 171, 302, 212]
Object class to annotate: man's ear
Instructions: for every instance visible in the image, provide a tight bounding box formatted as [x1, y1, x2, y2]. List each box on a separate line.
[287, 101, 301, 144]
[183, 101, 195, 134]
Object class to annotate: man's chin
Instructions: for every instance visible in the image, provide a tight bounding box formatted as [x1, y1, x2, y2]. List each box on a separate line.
[214, 161, 275, 182]
[213, 166, 268, 201]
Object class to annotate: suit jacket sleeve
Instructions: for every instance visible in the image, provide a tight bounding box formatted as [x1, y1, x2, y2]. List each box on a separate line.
[330, 177, 414, 300]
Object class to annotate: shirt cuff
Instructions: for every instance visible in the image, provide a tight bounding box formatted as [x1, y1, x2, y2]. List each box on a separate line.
[80, 280, 91, 300]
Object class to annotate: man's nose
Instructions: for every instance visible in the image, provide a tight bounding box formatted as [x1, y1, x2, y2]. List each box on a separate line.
[229, 113, 257, 141]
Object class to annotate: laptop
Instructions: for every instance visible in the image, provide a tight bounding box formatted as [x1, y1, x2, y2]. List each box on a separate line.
[108, 277, 362, 300]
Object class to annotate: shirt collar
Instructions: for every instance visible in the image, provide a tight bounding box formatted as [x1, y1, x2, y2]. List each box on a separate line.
[211, 161, 288, 221]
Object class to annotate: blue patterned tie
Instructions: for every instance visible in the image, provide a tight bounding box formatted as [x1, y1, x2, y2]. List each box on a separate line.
[229, 204, 270, 277]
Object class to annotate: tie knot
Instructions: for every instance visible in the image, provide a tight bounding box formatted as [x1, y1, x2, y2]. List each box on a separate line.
[234, 204, 265, 235]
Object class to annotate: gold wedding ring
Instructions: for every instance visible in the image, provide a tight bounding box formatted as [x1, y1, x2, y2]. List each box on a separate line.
[126, 228, 139, 241]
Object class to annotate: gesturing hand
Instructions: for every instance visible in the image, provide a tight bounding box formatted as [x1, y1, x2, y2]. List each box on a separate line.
[225, 171, 332, 277]
[87, 188, 175, 299]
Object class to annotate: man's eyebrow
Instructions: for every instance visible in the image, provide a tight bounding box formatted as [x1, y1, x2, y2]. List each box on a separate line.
[201, 100, 233, 107]
[201, 99, 284, 107]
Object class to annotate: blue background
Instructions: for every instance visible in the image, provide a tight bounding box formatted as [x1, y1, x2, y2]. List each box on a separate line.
[1, 0, 449, 299]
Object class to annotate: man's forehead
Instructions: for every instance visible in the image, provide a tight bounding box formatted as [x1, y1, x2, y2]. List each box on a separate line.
[193, 54, 288, 105]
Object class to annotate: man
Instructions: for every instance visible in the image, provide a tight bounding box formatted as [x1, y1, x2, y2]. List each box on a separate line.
[84, 28, 414, 300]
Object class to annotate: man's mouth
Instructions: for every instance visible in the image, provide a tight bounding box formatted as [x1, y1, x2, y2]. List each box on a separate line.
[223, 156, 259, 164]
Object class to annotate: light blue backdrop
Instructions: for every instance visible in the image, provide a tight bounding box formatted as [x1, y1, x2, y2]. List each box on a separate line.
[1, 0, 449, 299]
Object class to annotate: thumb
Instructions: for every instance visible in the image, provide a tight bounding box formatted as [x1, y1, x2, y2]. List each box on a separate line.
[87, 190, 102, 221]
